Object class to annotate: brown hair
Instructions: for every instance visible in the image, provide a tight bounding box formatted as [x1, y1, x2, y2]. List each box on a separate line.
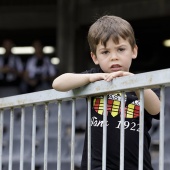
[87, 15, 136, 54]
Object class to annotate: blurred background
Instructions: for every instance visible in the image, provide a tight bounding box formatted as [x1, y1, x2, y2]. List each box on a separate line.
[0, 0, 170, 74]
[0, 1, 170, 169]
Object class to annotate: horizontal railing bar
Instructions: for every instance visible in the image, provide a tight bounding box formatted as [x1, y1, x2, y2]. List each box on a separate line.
[1, 68, 170, 109]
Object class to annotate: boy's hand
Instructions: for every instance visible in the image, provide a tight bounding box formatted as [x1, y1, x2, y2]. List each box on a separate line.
[90, 71, 133, 82]
[104, 71, 134, 82]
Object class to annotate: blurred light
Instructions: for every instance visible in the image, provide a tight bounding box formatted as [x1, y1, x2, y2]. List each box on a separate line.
[51, 57, 60, 65]
[0, 47, 5, 54]
[163, 39, 170, 47]
[0, 46, 55, 55]
[12, 47, 35, 54]
[43, 46, 55, 54]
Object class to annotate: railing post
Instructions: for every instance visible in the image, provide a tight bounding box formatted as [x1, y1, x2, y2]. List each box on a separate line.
[0, 110, 3, 170]
[31, 104, 36, 170]
[44, 103, 49, 170]
[102, 95, 107, 170]
[71, 99, 76, 170]
[159, 86, 165, 170]
[87, 97, 91, 170]
[57, 101, 62, 170]
[8, 108, 14, 170]
[20, 106, 25, 170]
[138, 89, 144, 170]
[120, 92, 125, 170]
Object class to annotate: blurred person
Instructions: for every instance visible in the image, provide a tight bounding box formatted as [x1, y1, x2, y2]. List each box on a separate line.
[21, 40, 57, 93]
[0, 39, 24, 87]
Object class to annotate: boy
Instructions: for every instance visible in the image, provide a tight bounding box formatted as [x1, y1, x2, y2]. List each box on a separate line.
[52, 15, 160, 170]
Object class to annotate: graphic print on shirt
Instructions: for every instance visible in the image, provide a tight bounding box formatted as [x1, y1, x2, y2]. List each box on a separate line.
[93, 93, 140, 118]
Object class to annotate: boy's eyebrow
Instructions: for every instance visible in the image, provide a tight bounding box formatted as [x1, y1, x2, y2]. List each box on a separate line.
[114, 43, 127, 47]
[98, 44, 126, 50]
[104, 44, 127, 49]
[98, 47, 108, 51]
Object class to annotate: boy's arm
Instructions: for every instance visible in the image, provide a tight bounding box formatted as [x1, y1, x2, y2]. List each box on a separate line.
[52, 73, 106, 92]
[52, 71, 129, 92]
[135, 89, 160, 116]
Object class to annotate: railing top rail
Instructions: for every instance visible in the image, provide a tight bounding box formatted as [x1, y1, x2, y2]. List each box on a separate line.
[1, 68, 170, 109]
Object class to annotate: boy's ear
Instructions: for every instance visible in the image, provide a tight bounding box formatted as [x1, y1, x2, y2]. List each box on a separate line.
[132, 45, 138, 59]
[91, 52, 99, 65]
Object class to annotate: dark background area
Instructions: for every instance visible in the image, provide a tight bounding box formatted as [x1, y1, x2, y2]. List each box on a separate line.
[1, 0, 170, 74]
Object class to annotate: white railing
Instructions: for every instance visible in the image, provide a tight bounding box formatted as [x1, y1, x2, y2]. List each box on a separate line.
[0, 68, 170, 170]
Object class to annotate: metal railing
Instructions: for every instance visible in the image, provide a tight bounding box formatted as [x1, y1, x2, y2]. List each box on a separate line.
[0, 68, 170, 170]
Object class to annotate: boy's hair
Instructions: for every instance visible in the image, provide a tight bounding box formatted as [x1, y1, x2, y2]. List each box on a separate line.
[87, 15, 136, 54]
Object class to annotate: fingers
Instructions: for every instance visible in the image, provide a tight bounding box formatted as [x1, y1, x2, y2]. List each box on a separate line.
[103, 71, 122, 81]
[104, 71, 134, 81]
[123, 72, 134, 76]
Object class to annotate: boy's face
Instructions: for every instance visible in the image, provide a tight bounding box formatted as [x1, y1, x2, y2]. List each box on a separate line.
[91, 37, 138, 73]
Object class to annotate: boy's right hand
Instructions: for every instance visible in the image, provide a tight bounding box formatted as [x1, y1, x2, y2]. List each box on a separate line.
[90, 71, 133, 82]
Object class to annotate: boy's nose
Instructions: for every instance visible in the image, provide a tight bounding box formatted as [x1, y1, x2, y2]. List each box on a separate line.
[110, 53, 118, 60]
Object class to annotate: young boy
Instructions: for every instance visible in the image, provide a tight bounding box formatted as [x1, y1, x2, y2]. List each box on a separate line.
[52, 15, 160, 170]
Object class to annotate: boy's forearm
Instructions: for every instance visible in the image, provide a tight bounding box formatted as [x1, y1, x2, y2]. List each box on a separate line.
[52, 73, 91, 91]
[135, 89, 160, 115]
[52, 72, 109, 91]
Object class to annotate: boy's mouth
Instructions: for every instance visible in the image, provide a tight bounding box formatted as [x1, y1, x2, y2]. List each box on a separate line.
[111, 64, 120, 68]
[110, 64, 122, 71]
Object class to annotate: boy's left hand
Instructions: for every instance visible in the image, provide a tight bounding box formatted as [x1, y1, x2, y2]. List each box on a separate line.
[104, 71, 133, 82]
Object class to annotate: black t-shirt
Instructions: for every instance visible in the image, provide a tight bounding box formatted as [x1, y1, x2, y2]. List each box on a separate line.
[80, 68, 160, 170]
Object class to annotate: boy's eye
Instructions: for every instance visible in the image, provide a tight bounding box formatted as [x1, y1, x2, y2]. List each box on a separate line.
[118, 48, 125, 52]
[101, 50, 109, 54]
